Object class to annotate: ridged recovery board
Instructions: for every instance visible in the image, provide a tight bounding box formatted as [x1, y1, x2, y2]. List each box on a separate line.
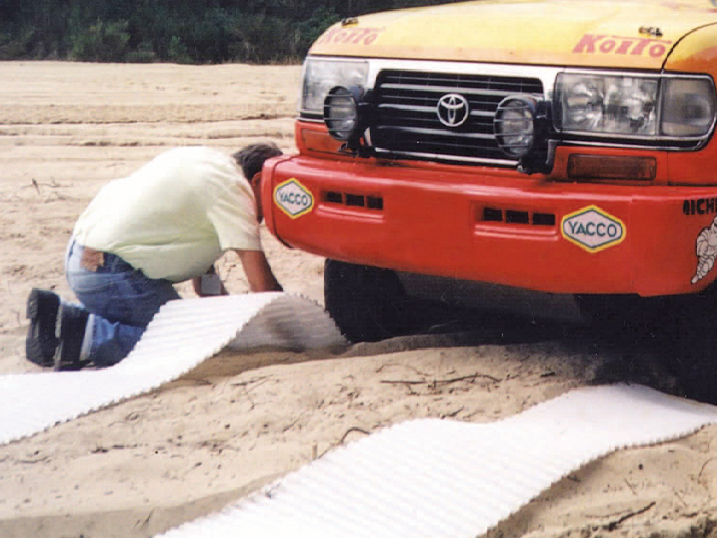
[0, 293, 347, 445]
[3, 294, 717, 538]
[157, 384, 717, 538]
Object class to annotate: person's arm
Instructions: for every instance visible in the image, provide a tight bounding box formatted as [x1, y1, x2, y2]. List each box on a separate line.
[235, 249, 283, 292]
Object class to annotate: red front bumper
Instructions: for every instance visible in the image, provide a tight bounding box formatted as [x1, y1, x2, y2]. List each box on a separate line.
[262, 152, 717, 297]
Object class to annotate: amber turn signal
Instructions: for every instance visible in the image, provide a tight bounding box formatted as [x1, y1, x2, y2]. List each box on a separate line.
[567, 155, 656, 181]
[300, 128, 345, 154]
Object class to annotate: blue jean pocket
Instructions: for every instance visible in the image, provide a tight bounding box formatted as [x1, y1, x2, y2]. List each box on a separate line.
[66, 241, 180, 326]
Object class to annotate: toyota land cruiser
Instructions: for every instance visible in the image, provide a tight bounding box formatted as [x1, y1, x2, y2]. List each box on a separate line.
[261, 0, 717, 380]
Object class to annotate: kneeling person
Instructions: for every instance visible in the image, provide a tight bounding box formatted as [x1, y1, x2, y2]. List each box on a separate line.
[26, 143, 283, 370]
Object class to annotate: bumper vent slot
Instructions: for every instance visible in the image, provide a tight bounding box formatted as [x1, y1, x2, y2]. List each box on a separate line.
[506, 210, 530, 224]
[346, 194, 365, 207]
[481, 207, 555, 227]
[533, 213, 556, 226]
[483, 207, 503, 222]
[372, 70, 544, 166]
[324, 191, 384, 211]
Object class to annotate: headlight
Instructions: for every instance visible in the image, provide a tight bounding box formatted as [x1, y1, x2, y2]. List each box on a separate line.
[493, 96, 552, 173]
[324, 86, 360, 141]
[301, 58, 368, 117]
[494, 97, 540, 158]
[661, 78, 716, 137]
[555, 72, 717, 141]
[556, 73, 658, 135]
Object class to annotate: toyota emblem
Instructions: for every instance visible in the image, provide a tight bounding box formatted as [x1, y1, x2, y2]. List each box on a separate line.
[437, 93, 470, 127]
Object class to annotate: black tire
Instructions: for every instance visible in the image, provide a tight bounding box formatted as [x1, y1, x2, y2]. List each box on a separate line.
[324, 260, 413, 343]
[664, 290, 717, 405]
[574, 293, 668, 337]
[576, 291, 717, 404]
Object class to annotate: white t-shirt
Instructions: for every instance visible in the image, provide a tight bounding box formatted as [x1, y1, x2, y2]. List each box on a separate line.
[73, 146, 261, 282]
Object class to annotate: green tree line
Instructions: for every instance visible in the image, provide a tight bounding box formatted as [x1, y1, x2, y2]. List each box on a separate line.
[0, 0, 456, 64]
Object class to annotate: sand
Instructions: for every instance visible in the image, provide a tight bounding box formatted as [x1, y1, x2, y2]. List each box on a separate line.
[0, 61, 715, 538]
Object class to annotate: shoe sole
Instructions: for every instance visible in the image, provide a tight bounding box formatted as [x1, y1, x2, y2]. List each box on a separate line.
[25, 288, 60, 367]
[53, 304, 90, 371]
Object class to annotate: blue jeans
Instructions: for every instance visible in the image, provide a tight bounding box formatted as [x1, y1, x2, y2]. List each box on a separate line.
[65, 240, 180, 366]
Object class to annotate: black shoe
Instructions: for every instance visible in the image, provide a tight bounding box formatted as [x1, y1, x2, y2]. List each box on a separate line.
[25, 288, 60, 367]
[54, 305, 90, 371]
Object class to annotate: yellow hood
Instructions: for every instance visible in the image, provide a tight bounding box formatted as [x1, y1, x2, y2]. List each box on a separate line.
[310, 0, 717, 70]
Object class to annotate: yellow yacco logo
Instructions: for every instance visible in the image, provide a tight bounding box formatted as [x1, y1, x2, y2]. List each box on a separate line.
[274, 178, 314, 219]
[561, 205, 626, 253]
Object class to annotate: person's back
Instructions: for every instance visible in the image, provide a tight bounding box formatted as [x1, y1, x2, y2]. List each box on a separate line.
[26, 143, 282, 371]
[73, 146, 260, 283]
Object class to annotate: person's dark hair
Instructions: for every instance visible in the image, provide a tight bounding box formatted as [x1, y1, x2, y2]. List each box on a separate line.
[232, 142, 283, 180]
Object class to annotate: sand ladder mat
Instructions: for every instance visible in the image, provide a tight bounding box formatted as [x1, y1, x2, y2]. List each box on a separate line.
[0, 293, 347, 445]
[3, 295, 717, 537]
[156, 384, 717, 538]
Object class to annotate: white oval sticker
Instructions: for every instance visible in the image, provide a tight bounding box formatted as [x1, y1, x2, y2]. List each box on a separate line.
[561, 205, 626, 253]
[274, 178, 314, 219]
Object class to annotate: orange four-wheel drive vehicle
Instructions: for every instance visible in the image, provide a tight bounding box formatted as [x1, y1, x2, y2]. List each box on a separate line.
[261, 0, 717, 362]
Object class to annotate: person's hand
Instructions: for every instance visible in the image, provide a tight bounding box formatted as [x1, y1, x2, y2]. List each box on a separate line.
[192, 267, 229, 297]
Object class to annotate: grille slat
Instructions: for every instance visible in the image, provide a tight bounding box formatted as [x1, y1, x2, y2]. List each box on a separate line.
[372, 70, 544, 164]
[380, 82, 531, 101]
[378, 104, 496, 120]
[381, 73, 543, 92]
[376, 126, 497, 141]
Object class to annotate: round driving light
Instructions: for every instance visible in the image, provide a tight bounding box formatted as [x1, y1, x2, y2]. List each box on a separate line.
[494, 97, 537, 158]
[324, 86, 359, 141]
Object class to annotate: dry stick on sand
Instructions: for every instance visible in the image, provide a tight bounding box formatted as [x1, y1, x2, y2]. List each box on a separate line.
[380, 372, 502, 387]
[317, 427, 371, 459]
[23, 178, 61, 195]
[697, 456, 717, 484]
[601, 502, 656, 532]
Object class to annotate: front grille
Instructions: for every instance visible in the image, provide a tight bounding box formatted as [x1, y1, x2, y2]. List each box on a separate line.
[371, 70, 544, 165]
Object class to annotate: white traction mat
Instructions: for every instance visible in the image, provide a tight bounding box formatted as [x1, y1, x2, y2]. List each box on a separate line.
[156, 384, 717, 538]
[0, 293, 347, 445]
[3, 295, 717, 538]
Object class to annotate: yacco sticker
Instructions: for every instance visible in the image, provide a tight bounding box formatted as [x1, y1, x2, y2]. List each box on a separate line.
[691, 216, 717, 284]
[315, 27, 384, 46]
[274, 179, 314, 219]
[573, 34, 673, 58]
[561, 205, 626, 253]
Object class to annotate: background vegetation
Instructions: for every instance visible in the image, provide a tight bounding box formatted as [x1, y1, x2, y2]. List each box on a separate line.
[0, 0, 460, 64]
